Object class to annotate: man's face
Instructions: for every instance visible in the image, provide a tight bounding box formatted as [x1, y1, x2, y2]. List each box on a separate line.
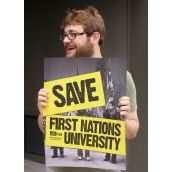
[63, 25, 94, 58]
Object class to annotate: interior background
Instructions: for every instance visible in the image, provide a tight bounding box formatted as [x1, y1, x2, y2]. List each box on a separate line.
[24, 0, 147, 172]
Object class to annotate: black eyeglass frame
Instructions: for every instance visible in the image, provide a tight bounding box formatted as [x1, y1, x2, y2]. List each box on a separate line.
[59, 32, 90, 41]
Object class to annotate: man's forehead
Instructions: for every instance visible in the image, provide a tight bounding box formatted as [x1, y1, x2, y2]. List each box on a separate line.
[64, 25, 84, 33]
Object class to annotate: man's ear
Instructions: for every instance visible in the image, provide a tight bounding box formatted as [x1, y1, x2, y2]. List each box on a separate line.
[90, 32, 100, 45]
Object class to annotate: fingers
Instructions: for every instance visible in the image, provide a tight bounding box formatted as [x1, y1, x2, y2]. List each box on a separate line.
[120, 106, 130, 115]
[38, 95, 48, 103]
[38, 88, 49, 97]
[37, 88, 49, 113]
[39, 101, 48, 107]
[118, 96, 130, 120]
[118, 96, 130, 106]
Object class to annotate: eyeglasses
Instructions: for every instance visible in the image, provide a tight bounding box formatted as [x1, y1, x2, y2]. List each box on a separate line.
[59, 32, 87, 41]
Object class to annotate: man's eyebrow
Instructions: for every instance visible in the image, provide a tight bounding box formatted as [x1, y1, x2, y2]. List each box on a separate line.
[64, 29, 78, 33]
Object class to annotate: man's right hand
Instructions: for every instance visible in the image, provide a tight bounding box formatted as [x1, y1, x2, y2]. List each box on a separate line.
[37, 88, 49, 114]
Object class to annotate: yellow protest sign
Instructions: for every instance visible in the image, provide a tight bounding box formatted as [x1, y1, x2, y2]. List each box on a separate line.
[43, 72, 105, 116]
[45, 115, 126, 156]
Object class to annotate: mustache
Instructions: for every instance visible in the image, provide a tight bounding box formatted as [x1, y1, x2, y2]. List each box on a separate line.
[64, 43, 77, 49]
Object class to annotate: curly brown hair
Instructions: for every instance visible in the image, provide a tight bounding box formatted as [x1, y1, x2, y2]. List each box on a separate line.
[60, 6, 105, 45]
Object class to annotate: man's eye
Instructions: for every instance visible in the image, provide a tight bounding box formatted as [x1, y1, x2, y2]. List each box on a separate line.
[70, 33, 76, 37]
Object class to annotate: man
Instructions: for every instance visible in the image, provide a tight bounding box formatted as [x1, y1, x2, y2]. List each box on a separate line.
[38, 6, 139, 172]
[103, 100, 118, 164]
[74, 65, 91, 161]
[50, 146, 64, 158]
[76, 109, 91, 161]
[97, 58, 120, 164]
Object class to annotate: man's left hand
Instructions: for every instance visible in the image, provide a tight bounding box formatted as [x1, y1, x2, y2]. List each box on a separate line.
[118, 96, 130, 120]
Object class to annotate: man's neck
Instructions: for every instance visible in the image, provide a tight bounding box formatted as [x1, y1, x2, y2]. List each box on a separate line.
[92, 46, 102, 58]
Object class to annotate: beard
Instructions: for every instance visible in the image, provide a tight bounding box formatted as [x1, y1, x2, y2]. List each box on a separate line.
[65, 38, 94, 58]
[75, 39, 94, 57]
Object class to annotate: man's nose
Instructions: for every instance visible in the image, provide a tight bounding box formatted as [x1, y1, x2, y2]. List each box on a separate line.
[63, 36, 71, 44]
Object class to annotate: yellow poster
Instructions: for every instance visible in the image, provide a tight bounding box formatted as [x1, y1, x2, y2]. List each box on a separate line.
[43, 72, 105, 116]
[45, 115, 126, 155]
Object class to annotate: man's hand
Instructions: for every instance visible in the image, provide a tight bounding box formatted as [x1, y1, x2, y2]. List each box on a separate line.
[37, 88, 49, 114]
[118, 96, 130, 120]
[37, 88, 49, 132]
[118, 96, 139, 139]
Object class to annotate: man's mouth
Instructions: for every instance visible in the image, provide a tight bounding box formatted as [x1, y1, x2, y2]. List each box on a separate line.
[65, 44, 77, 57]
[66, 46, 75, 51]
